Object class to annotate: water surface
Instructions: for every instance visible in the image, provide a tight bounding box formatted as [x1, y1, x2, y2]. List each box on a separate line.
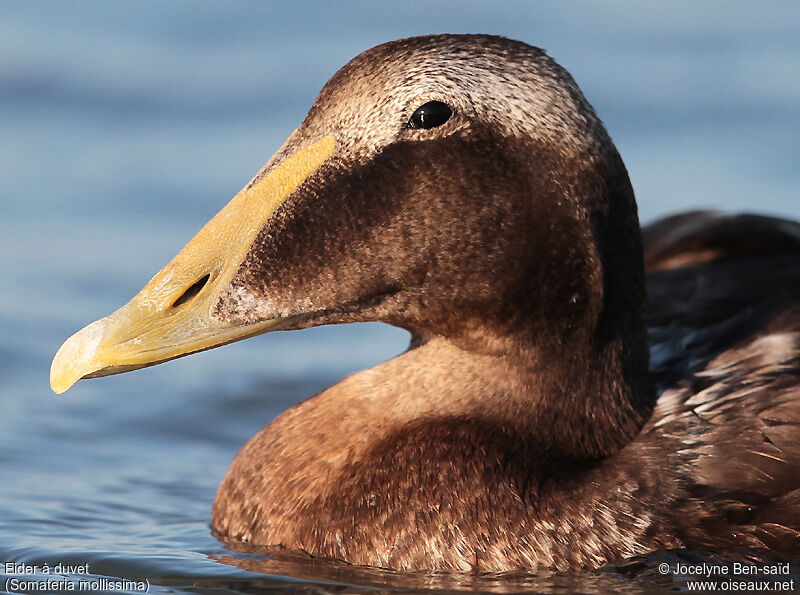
[2, 2, 799, 592]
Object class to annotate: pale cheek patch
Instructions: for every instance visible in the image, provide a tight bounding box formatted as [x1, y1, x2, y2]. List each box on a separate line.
[221, 285, 316, 322]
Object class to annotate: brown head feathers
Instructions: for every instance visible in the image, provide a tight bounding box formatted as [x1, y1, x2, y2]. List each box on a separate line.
[56, 34, 800, 572]
[208, 34, 800, 571]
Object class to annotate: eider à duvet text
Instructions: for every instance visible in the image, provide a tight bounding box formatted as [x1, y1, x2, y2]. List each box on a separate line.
[50, 35, 800, 572]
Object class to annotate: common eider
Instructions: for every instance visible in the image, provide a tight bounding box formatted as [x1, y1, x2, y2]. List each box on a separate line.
[51, 35, 800, 572]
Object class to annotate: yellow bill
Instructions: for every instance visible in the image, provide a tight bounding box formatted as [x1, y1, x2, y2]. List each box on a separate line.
[50, 135, 337, 394]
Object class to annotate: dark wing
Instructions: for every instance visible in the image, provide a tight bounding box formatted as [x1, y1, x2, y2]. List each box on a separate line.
[644, 211, 800, 390]
[642, 211, 800, 554]
[642, 210, 800, 273]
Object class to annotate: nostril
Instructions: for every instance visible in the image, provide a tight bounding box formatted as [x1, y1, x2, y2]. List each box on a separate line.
[171, 274, 210, 308]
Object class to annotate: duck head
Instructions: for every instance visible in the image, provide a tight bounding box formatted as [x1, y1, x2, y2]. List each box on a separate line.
[51, 34, 649, 438]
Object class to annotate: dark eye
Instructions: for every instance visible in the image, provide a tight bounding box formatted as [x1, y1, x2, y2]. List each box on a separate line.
[407, 101, 452, 129]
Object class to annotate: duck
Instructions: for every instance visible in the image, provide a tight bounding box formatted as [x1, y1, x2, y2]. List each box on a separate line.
[50, 34, 800, 572]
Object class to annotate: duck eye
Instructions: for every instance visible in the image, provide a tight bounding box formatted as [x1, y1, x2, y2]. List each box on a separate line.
[407, 101, 452, 130]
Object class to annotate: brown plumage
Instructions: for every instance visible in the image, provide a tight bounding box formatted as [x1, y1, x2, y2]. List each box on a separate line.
[52, 34, 800, 571]
[201, 35, 800, 571]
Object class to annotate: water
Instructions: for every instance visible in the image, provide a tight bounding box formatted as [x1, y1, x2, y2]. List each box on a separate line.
[2, 1, 799, 592]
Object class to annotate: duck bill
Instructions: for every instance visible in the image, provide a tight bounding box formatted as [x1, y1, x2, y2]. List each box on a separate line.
[50, 135, 337, 394]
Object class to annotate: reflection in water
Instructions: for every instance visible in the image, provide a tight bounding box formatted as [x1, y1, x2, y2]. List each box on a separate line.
[211, 550, 653, 593]
[207, 545, 796, 593]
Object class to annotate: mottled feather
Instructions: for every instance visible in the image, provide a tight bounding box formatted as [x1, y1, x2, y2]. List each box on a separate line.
[208, 36, 800, 571]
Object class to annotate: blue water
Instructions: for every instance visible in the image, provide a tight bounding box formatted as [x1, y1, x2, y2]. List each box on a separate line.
[2, 1, 799, 593]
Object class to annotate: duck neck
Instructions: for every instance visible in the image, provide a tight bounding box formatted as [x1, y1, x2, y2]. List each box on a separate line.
[398, 320, 653, 472]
